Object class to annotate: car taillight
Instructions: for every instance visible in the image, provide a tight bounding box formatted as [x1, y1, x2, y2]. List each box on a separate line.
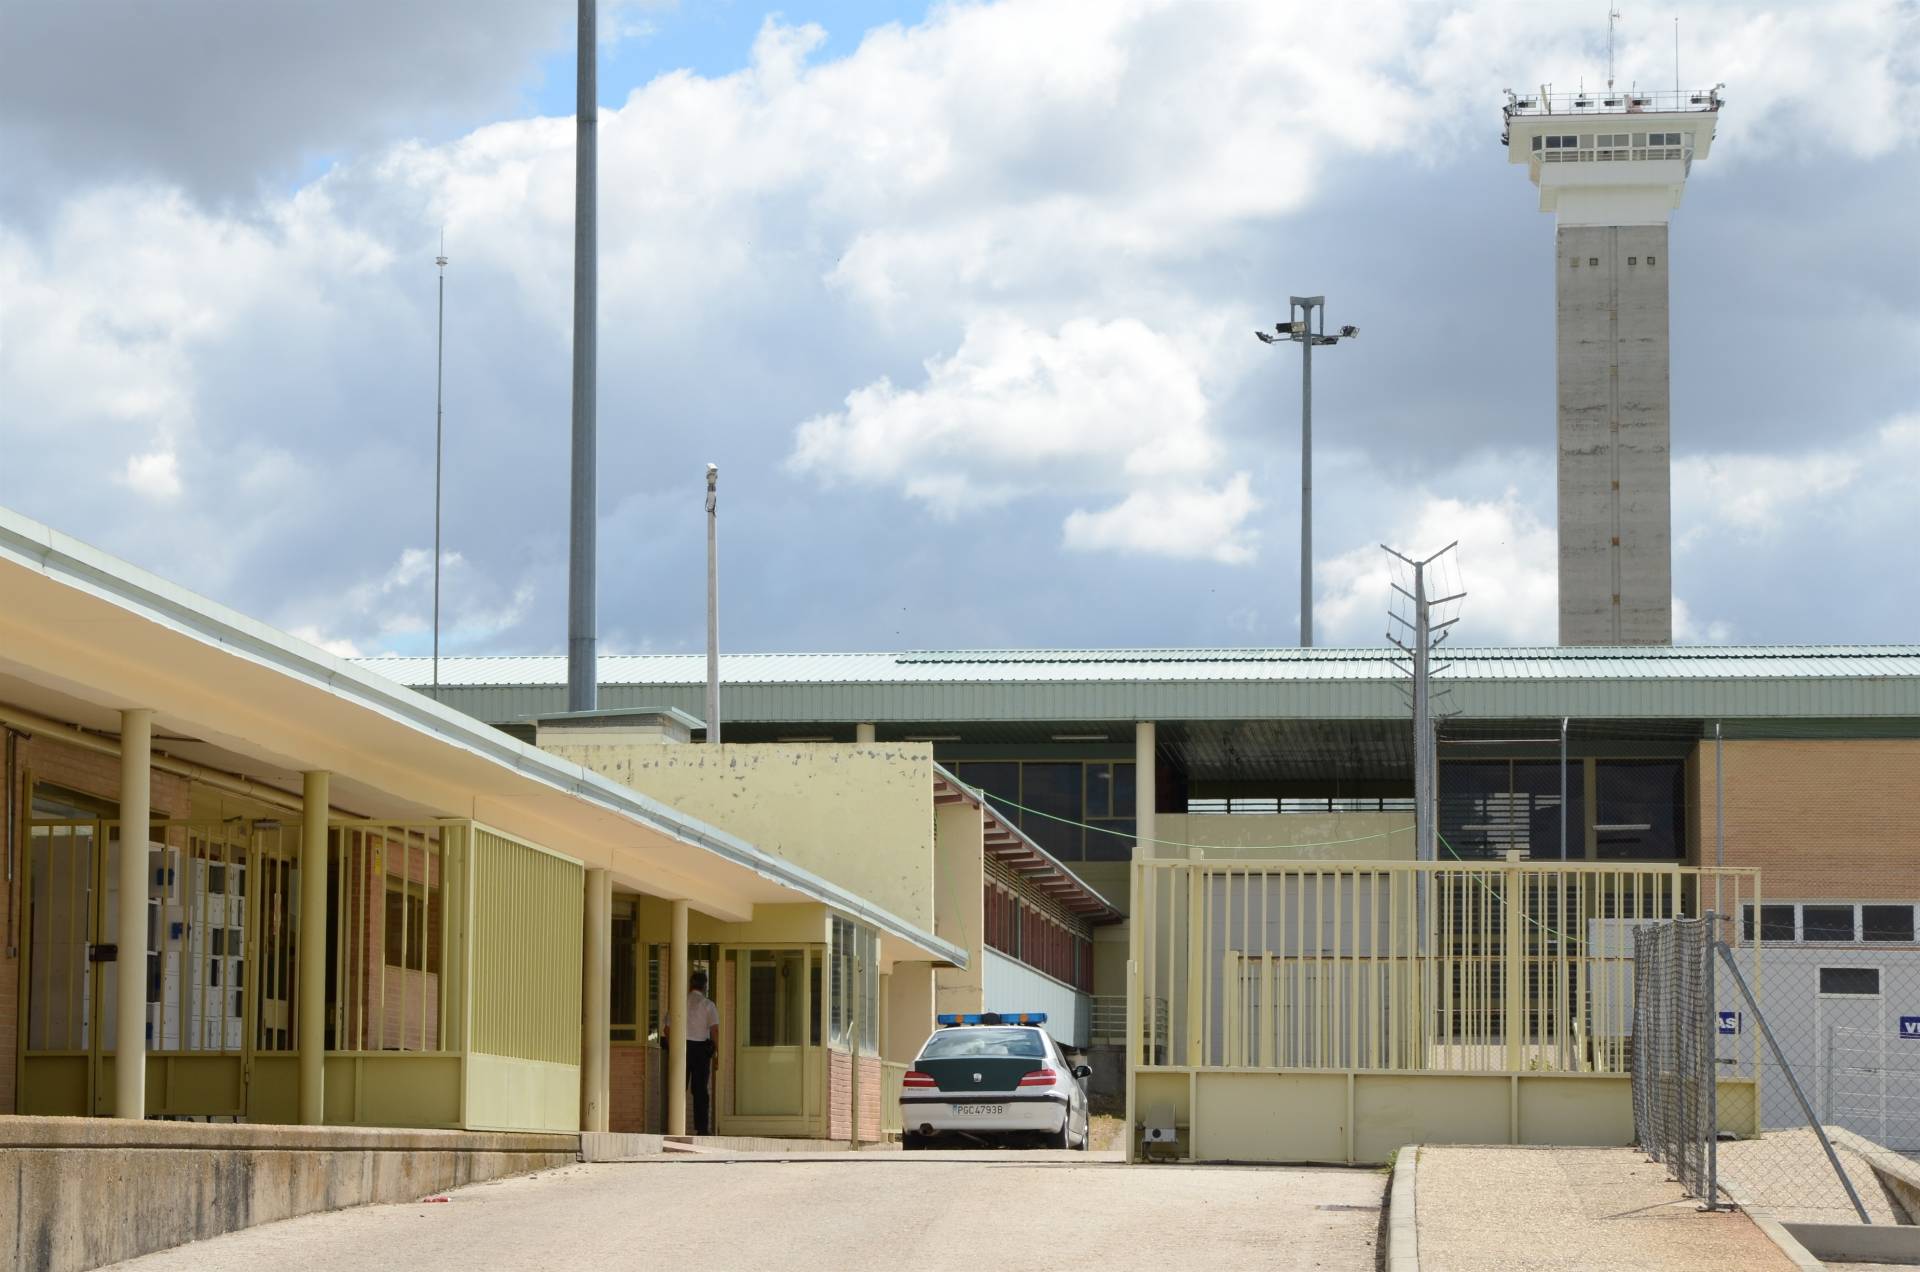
[902, 1070, 938, 1088]
[1017, 1068, 1058, 1087]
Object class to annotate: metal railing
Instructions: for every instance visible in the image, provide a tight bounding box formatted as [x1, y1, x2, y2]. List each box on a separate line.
[1091, 994, 1167, 1047]
[1130, 858, 1758, 1074]
[881, 1060, 908, 1135]
[1506, 86, 1724, 116]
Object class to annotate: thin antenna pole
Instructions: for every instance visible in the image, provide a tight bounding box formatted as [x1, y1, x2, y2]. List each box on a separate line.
[433, 232, 447, 700]
[1608, 5, 1621, 93]
[705, 464, 720, 745]
[1675, 16, 1681, 96]
[566, 0, 599, 713]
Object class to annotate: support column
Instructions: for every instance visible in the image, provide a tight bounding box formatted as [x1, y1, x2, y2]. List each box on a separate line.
[581, 868, 611, 1132]
[855, 723, 876, 744]
[115, 709, 151, 1120]
[299, 770, 329, 1125]
[667, 899, 689, 1136]
[1134, 722, 1156, 861]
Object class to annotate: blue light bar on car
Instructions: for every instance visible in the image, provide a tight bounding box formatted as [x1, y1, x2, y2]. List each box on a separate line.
[937, 1012, 1047, 1026]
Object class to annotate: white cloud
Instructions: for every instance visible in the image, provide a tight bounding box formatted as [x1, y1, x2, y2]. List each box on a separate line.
[288, 625, 363, 659]
[121, 448, 182, 500]
[788, 314, 1254, 555]
[1318, 487, 1560, 646]
[1063, 473, 1261, 565]
[1675, 417, 1918, 550]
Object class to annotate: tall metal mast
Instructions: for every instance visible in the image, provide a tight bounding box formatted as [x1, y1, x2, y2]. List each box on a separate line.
[705, 464, 721, 745]
[432, 232, 447, 700]
[1385, 542, 1465, 861]
[1255, 298, 1358, 647]
[566, 0, 599, 712]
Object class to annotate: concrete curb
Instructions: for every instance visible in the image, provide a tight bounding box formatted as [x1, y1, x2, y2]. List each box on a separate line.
[1715, 1176, 1825, 1272]
[1388, 1145, 1419, 1272]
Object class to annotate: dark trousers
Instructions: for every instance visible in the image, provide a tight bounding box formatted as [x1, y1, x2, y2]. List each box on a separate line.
[687, 1039, 714, 1135]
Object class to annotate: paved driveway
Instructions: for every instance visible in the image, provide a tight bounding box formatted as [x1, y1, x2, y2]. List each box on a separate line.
[109, 1152, 1385, 1272]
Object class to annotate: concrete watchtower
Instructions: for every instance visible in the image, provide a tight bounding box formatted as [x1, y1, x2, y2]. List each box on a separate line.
[1503, 85, 1723, 646]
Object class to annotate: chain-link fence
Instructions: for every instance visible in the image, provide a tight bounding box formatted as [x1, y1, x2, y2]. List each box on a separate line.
[1632, 916, 1716, 1201]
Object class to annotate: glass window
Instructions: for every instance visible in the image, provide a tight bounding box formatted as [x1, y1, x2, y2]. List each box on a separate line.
[611, 901, 637, 1039]
[918, 1027, 1046, 1059]
[1746, 904, 1796, 943]
[1084, 764, 1112, 819]
[1819, 967, 1880, 996]
[1802, 905, 1856, 942]
[1113, 762, 1137, 814]
[1864, 906, 1915, 943]
[1593, 761, 1685, 859]
[1531, 135, 1541, 150]
[383, 888, 434, 972]
[1085, 817, 1134, 862]
[953, 762, 1019, 825]
[1021, 762, 1083, 861]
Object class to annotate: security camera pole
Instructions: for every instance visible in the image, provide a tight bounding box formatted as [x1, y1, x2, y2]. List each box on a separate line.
[566, 0, 598, 713]
[1255, 298, 1358, 647]
[705, 463, 720, 745]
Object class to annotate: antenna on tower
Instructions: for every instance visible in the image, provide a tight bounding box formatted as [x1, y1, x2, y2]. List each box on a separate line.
[1607, 5, 1621, 93]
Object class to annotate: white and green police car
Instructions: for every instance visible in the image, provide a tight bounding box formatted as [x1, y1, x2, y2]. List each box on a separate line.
[899, 1013, 1091, 1150]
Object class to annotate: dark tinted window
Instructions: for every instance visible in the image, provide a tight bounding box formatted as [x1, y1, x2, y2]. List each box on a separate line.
[1084, 817, 1134, 862]
[919, 1028, 1046, 1059]
[1864, 906, 1915, 943]
[953, 763, 1019, 823]
[1593, 761, 1685, 860]
[1803, 906, 1856, 942]
[1021, 763, 1083, 861]
[1819, 967, 1880, 996]
[1745, 904, 1796, 943]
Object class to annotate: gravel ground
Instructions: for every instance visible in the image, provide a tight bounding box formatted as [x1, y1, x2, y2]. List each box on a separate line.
[1414, 1145, 1799, 1272]
[1717, 1128, 1901, 1224]
[106, 1152, 1385, 1272]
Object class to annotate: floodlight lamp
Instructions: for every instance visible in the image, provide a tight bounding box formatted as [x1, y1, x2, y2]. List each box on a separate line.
[1255, 330, 1277, 344]
[1340, 325, 1358, 338]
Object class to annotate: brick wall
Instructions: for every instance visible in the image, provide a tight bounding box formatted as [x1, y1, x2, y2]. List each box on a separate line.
[2, 734, 192, 1115]
[827, 1048, 884, 1143]
[611, 1044, 650, 1133]
[1695, 739, 1920, 902]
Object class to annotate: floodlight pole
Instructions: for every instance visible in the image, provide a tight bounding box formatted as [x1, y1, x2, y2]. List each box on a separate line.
[566, 0, 599, 713]
[1298, 296, 1317, 647]
[1256, 298, 1356, 648]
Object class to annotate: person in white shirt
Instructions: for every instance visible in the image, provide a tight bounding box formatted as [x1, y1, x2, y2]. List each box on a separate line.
[663, 969, 721, 1134]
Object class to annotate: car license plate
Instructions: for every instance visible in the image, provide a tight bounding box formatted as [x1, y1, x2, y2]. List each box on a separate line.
[953, 1103, 1006, 1116]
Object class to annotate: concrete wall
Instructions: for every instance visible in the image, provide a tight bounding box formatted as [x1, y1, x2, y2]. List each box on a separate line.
[542, 741, 936, 932]
[933, 800, 985, 1016]
[982, 948, 1089, 1049]
[0, 1117, 576, 1272]
[1694, 739, 1920, 899]
[1556, 223, 1672, 645]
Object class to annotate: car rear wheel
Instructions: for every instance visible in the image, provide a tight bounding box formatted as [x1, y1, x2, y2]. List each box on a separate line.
[1049, 1116, 1072, 1150]
[902, 1131, 926, 1151]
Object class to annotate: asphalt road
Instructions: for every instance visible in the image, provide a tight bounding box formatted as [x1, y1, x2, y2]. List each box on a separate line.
[108, 1151, 1386, 1272]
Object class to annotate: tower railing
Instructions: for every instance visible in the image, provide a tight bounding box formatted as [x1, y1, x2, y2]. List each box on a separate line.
[1506, 87, 1724, 117]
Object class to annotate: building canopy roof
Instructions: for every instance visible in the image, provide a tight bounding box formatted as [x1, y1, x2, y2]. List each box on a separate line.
[356, 646, 1920, 724]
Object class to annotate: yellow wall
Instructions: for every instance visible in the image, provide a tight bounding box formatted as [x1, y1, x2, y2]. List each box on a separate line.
[933, 800, 984, 1016]
[885, 963, 936, 1062]
[541, 740, 937, 932]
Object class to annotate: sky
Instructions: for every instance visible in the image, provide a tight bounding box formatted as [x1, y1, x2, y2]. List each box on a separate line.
[1, 0, 1915, 659]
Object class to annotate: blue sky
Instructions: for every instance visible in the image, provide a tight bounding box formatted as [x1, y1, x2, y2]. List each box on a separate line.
[526, 2, 935, 115]
[1, 1, 1915, 659]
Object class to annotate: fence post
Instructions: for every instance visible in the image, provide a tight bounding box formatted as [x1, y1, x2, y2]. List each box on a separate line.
[1702, 911, 1720, 1211]
[1504, 854, 1525, 1072]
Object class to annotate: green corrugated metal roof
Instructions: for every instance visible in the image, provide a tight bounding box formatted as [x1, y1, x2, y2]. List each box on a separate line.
[356, 646, 1920, 724]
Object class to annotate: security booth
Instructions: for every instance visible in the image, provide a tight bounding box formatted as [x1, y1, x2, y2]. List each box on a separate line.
[613, 898, 893, 1141]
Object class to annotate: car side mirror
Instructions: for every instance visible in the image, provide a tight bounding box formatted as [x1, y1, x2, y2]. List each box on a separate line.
[1072, 1064, 1091, 1080]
